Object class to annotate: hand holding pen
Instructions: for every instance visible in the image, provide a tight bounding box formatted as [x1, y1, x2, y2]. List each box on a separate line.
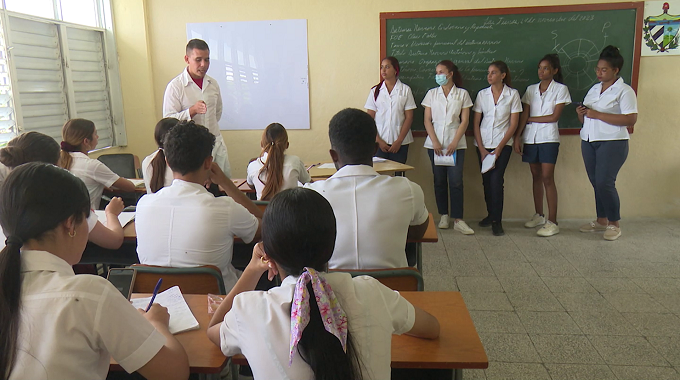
[145, 278, 163, 312]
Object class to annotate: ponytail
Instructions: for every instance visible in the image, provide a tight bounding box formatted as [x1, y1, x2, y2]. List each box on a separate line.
[0, 162, 90, 379]
[259, 123, 288, 201]
[373, 57, 401, 101]
[149, 118, 179, 193]
[437, 60, 463, 88]
[491, 60, 512, 87]
[59, 119, 96, 170]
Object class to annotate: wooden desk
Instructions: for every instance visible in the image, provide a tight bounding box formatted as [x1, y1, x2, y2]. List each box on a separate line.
[109, 294, 228, 375]
[309, 160, 414, 179]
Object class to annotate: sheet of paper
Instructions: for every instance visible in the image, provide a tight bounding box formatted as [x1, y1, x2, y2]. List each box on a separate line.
[93, 210, 136, 227]
[434, 150, 456, 166]
[317, 163, 336, 169]
[481, 153, 497, 174]
[129, 179, 145, 187]
[372, 156, 387, 163]
[131, 286, 199, 334]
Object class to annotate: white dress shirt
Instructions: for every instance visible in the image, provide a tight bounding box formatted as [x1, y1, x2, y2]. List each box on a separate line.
[247, 152, 311, 200]
[163, 69, 231, 177]
[521, 80, 572, 144]
[141, 149, 174, 193]
[135, 179, 259, 290]
[422, 85, 474, 150]
[473, 85, 523, 149]
[67, 152, 120, 209]
[364, 79, 417, 145]
[11, 250, 165, 380]
[219, 272, 416, 380]
[304, 165, 429, 269]
[581, 77, 637, 142]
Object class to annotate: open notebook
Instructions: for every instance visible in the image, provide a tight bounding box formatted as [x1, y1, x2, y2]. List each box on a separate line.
[93, 210, 135, 227]
[131, 286, 199, 334]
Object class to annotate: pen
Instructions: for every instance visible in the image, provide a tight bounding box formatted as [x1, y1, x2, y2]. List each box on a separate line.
[306, 163, 321, 171]
[145, 278, 163, 312]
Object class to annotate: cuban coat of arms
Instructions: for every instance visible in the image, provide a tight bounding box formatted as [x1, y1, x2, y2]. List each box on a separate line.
[643, 1, 680, 55]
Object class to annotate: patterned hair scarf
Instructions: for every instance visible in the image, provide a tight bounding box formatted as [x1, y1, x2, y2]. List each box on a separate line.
[289, 267, 348, 365]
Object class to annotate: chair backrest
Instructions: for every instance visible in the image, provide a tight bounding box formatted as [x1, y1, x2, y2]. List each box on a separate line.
[130, 264, 227, 294]
[98, 154, 137, 178]
[253, 200, 269, 212]
[329, 267, 424, 291]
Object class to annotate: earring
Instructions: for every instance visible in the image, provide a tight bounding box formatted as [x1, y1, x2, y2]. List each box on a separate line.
[68, 230, 76, 238]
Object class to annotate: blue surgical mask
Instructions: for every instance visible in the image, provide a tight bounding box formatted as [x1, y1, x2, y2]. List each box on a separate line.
[435, 74, 449, 86]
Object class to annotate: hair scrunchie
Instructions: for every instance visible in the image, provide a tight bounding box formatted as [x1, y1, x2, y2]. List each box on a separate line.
[5, 235, 23, 248]
[60, 141, 79, 152]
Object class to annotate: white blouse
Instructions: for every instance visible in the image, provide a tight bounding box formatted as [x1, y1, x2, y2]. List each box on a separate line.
[521, 80, 572, 144]
[247, 153, 311, 200]
[473, 85, 523, 149]
[67, 152, 120, 209]
[142, 149, 174, 193]
[581, 77, 637, 142]
[421, 85, 473, 151]
[364, 79, 417, 145]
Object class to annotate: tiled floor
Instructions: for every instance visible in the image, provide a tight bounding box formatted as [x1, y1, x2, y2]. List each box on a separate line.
[421, 218, 680, 380]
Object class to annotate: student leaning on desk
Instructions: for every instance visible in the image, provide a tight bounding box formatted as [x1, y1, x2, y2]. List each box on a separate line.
[0, 163, 189, 380]
[207, 187, 439, 380]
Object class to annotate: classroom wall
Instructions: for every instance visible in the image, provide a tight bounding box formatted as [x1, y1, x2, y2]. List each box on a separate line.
[109, 0, 680, 219]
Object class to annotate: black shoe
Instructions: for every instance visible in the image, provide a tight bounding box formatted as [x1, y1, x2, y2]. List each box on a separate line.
[478, 216, 492, 227]
[492, 221, 505, 236]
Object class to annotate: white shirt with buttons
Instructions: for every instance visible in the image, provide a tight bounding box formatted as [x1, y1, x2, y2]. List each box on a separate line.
[247, 152, 311, 200]
[581, 77, 637, 142]
[364, 79, 417, 145]
[304, 165, 429, 269]
[473, 85, 523, 149]
[421, 85, 474, 150]
[219, 272, 416, 380]
[521, 80, 572, 144]
[10, 250, 165, 380]
[67, 152, 120, 210]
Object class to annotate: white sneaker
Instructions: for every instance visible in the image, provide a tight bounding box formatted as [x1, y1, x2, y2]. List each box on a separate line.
[603, 225, 622, 241]
[438, 215, 450, 229]
[524, 213, 546, 228]
[454, 220, 475, 235]
[537, 221, 559, 237]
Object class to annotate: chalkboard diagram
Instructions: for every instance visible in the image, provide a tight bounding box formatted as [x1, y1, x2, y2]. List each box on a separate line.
[557, 38, 600, 89]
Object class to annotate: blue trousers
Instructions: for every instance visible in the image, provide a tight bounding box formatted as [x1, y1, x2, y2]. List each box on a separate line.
[427, 149, 465, 219]
[581, 140, 628, 222]
[477, 146, 512, 222]
[375, 143, 409, 164]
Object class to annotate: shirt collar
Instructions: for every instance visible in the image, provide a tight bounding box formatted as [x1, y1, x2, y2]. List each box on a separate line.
[170, 178, 212, 192]
[536, 80, 556, 94]
[21, 250, 75, 276]
[70, 152, 88, 158]
[181, 68, 211, 88]
[329, 164, 379, 179]
[379, 79, 403, 93]
[437, 84, 458, 97]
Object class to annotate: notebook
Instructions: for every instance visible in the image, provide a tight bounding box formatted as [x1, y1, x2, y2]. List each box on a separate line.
[131, 286, 200, 334]
[434, 150, 456, 166]
[481, 153, 498, 174]
[129, 179, 145, 187]
[93, 210, 135, 227]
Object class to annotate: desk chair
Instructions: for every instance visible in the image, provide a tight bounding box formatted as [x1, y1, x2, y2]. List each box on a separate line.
[97, 153, 141, 178]
[329, 267, 424, 291]
[130, 264, 227, 294]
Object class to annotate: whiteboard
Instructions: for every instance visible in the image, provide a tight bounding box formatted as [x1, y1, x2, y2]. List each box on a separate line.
[186, 19, 310, 130]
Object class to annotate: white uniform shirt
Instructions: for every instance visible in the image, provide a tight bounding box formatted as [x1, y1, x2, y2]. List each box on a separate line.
[473, 85, 523, 149]
[135, 179, 259, 290]
[141, 149, 174, 193]
[421, 85, 474, 150]
[304, 165, 429, 269]
[11, 250, 165, 380]
[247, 152, 311, 200]
[521, 80, 572, 144]
[581, 77, 637, 142]
[364, 79, 417, 145]
[163, 69, 231, 177]
[67, 152, 120, 209]
[219, 272, 416, 380]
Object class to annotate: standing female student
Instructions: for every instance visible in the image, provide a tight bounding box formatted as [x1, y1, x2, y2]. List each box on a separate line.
[142, 117, 179, 193]
[422, 60, 474, 234]
[514, 54, 571, 237]
[0, 131, 126, 250]
[59, 119, 136, 209]
[0, 162, 189, 380]
[247, 123, 311, 200]
[364, 56, 417, 164]
[207, 188, 439, 380]
[473, 61, 523, 236]
[577, 45, 637, 241]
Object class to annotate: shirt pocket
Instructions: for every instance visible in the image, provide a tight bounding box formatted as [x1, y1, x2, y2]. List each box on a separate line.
[445, 99, 463, 124]
[493, 102, 512, 127]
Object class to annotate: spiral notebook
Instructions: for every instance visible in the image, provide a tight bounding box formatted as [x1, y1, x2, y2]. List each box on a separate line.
[131, 286, 199, 334]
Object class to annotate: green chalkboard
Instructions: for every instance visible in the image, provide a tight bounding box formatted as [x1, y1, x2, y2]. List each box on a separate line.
[380, 3, 642, 134]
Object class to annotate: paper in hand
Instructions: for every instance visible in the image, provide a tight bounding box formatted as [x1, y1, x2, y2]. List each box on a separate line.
[481, 153, 497, 174]
[434, 150, 456, 166]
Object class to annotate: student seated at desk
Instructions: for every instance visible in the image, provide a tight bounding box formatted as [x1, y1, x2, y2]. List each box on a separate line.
[207, 188, 439, 380]
[0, 132, 126, 250]
[136, 121, 263, 291]
[58, 119, 136, 209]
[305, 108, 429, 269]
[142, 117, 179, 194]
[0, 162, 189, 380]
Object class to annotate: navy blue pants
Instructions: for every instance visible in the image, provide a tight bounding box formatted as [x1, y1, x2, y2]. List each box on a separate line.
[375, 143, 409, 164]
[581, 140, 628, 222]
[477, 146, 513, 222]
[427, 149, 466, 219]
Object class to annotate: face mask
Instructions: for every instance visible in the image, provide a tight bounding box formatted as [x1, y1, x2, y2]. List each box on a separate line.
[435, 74, 449, 86]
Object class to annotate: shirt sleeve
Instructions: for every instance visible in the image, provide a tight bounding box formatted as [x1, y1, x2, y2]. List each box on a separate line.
[472, 91, 484, 113]
[219, 293, 246, 357]
[297, 158, 311, 184]
[556, 85, 572, 105]
[511, 90, 523, 113]
[87, 212, 98, 233]
[215, 83, 223, 122]
[404, 86, 417, 110]
[521, 87, 532, 104]
[364, 88, 378, 111]
[92, 160, 120, 188]
[227, 200, 259, 244]
[619, 87, 638, 114]
[163, 80, 192, 121]
[462, 89, 473, 109]
[96, 281, 166, 373]
[362, 276, 416, 335]
[421, 89, 433, 108]
[246, 161, 256, 186]
[408, 181, 429, 226]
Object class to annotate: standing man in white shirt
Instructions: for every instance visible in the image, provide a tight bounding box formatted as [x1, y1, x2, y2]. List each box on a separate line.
[163, 39, 231, 177]
[305, 108, 429, 270]
[135, 121, 262, 290]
